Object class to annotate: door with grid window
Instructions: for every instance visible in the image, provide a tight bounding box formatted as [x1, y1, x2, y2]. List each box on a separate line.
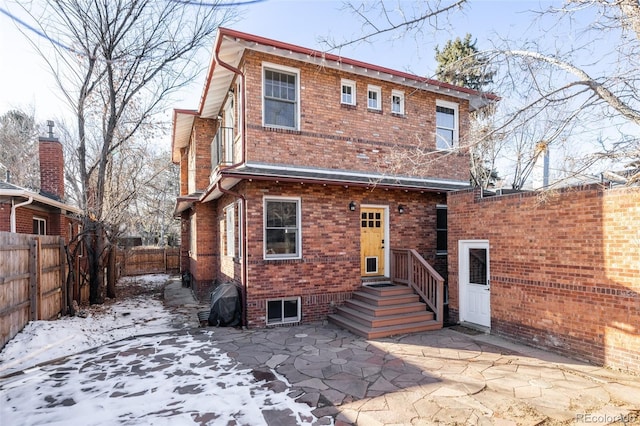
[360, 207, 385, 276]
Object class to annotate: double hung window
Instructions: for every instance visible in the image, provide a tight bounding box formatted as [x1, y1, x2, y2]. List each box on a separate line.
[263, 65, 299, 129]
[264, 198, 301, 259]
[436, 100, 459, 150]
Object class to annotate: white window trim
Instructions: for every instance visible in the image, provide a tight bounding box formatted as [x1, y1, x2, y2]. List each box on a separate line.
[391, 90, 405, 115]
[263, 196, 302, 260]
[262, 62, 300, 130]
[367, 85, 382, 110]
[266, 296, 301, 325]
[436, 99, 459, 150]
[225, 204, 235, 257]
[33, 217, 46, 235]
[341, 79, 356, 105]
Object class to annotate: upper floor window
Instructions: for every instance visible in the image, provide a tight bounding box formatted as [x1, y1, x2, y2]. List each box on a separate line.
[263, 64, 299, 130]
[367, 85, 381, 110]
[264, 197, 301, 259]
[33, 217, 46, 235]
[391, 90, 405, 115]
[436, 100, 459, 150]
[341, 79, 356, 105]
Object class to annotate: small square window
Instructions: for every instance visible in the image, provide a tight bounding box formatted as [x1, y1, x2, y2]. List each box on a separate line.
[391, 90, 405, 115]
[368, 85, 381, 110]
[341, 79, 356, 105]
[266, 297, 301, 325]
[33, 217, 46, 235]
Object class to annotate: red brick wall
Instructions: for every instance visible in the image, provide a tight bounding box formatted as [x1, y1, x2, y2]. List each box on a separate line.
[187, 201, 219, 301]
[448, 186, 640, 374]
[0, 202, 10, 232]
[179, 148, 189, 196]
[39, 138, 64, 199]
[236, 180, 445, 327]
[15, 206, 52, 234]
[241, 50, 470, 181]
[189, 117, 217, 193]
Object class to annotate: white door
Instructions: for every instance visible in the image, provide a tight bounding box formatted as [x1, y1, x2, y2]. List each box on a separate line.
[459, 240, 491, 328]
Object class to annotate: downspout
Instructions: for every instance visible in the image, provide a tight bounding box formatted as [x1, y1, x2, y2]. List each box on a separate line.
[218, 181, 248, 329]
[213, 32, 249, 327]
[11, 197, 34, 232]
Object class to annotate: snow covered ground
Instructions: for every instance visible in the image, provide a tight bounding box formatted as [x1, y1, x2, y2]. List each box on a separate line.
[0, 274, 324, 425]
[0, 274, 184, 376]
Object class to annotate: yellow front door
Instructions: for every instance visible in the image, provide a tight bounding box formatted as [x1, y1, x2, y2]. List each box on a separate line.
[360, 207, 385, 276]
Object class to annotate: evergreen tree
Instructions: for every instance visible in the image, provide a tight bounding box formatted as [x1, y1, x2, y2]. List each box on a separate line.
[435, 34, 494, 90]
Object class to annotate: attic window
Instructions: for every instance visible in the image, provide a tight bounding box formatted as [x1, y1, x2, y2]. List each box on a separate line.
[368, 85, 381, 110]
[391, 90, 405, 115]
[341, 79, 356, 105]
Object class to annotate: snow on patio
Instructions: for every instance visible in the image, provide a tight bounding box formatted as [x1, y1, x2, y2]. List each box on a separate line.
[0, 274, 324, 425]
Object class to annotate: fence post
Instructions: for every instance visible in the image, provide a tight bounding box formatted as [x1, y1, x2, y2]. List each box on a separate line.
[29, 238, 38, 321]
[60, 238, 67, 316]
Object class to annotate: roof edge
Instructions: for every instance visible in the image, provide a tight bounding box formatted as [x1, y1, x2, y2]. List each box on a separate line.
[216, 27, 499, 102]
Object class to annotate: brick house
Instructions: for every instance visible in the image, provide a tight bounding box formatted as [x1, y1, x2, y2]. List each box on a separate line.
[172, 28, 495, 335]
[0, 129, 81, 242]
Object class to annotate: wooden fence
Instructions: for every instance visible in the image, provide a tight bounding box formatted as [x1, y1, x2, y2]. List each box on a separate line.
[1, 237, 179, 350]
[0, 232, 67, 349]
[117, 247, 180, 276]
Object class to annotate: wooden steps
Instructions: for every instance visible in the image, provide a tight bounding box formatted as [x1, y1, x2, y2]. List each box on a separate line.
[328, 282, 442, 339]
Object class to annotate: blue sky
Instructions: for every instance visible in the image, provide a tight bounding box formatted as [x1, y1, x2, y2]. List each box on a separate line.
[0, 0, 553, 119]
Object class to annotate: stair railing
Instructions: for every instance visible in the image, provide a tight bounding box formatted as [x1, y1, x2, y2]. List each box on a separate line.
[391, 248, 444, 325]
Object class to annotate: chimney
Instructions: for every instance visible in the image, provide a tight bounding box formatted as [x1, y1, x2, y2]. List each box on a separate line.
[38, 120, 65, 201]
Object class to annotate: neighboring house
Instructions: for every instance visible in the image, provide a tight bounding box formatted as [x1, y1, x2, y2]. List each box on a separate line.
[172, 28, 495, 335]
[0, 128, 81, 242]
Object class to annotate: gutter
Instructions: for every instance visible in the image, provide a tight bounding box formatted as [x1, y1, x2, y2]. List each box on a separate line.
[11, 197, 33, 232]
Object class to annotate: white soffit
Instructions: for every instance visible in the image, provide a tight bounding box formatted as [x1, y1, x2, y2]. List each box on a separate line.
[172, 112, 196, 163]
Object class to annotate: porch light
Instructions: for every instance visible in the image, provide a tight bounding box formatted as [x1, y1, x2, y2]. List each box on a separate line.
[398, 205, 405, 214]
[349, 201, 356, 211]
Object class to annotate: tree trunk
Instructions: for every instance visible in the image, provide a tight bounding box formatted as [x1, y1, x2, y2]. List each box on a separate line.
[106, 247, 117, 299]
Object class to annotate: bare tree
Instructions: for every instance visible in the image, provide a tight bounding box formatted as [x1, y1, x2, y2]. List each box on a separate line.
[0, 108, 40, 189]
[338, 0, 640, 188]
[13, 0, 236, 303]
